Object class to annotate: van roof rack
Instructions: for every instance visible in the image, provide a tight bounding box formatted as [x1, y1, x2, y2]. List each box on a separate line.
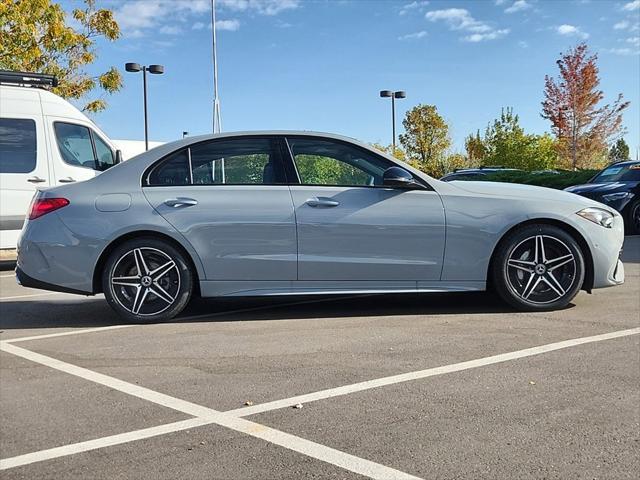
[0, 70, 58, 89]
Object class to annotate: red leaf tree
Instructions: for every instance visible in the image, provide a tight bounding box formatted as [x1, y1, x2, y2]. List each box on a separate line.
[541, 43, 629, 169]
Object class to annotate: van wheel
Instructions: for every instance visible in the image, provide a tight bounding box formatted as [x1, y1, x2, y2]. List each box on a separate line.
[102, 238, 193, 322]
[491, 224, 585, 311]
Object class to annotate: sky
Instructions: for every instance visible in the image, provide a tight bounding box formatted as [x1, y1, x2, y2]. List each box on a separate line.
[64, 0, 640, 155]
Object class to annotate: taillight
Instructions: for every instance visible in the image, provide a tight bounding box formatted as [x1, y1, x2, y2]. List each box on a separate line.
[28, 198, 70, 220]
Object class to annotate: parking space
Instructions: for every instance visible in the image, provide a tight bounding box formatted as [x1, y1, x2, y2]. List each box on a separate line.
[0, 237, 638, 479]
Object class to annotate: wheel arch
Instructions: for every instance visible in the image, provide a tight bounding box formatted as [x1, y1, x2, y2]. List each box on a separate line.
[92, 230, 203, 295]
[487, 218, 594, 292]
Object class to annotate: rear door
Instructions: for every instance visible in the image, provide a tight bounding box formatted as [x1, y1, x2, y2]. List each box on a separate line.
[142, 136, 297, 281]
[0, 116, 49, 248]
[285, 136, 446, 281]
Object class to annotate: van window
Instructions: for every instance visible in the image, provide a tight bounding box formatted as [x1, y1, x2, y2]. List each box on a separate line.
[94, 134, 116, 171]
[0, 118, 37, 173]
[54, 123, 95, 168]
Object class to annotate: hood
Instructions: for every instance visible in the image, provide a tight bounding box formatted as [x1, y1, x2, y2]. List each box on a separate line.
[564, 181, 639, 194]
[448, 180, 605, 208]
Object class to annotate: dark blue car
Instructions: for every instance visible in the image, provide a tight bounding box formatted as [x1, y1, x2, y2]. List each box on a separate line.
[565, 160, 640, 235]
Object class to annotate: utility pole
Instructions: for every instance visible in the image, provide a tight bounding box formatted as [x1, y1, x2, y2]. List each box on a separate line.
[211, 0, 222, 134]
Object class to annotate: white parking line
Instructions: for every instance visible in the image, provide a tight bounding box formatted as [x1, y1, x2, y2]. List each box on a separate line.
[0, 341, 422, 479]
[0, 273, 15, 278]
[0, 418, 212, 470]
[4, 325, 136, 344]
[0, 292, 67, 301]
[229, 327, 640, 417]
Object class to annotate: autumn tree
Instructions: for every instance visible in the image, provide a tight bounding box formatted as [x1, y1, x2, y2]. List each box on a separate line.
[399, 104, 451, 177]
[609, 138, 630, 162]
[371, 143, 406, 162]
[0, 0, 122, 112]
[541, 43, 629, 169]
[464, 130, 485, 166]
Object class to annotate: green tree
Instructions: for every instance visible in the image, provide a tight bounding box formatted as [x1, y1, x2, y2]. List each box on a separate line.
[399, 104, 451, 177]
[0, 0, 122, 112]
[609, 138, 630, 162]
[464, 130, 485, 166]
[481, 108, 559, 170]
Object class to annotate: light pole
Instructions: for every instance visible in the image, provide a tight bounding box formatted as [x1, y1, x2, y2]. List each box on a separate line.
[379, 90, 406, 151]
[125, 63, 164, 151]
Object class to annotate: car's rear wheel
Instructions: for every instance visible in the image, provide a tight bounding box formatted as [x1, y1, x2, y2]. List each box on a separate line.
[626, 200, 640, 235]
[102, 238, 193, 322]
[491, 224, 585, 311]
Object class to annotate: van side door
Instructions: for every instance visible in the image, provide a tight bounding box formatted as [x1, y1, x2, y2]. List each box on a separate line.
[0, 116, 50, 248]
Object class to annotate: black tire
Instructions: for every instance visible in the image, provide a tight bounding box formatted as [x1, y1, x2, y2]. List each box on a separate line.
[491, 224, 585, 311]
[102, 237, 193, 322]
[625, 200, 640, 235]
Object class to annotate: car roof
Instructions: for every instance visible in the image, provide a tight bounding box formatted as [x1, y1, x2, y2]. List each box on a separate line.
[609, 160, 639, 167]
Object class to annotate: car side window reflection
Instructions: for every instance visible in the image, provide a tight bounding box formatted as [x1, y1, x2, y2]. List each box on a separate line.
[287, 138, 391, 187]
[145, 138, 285, 186]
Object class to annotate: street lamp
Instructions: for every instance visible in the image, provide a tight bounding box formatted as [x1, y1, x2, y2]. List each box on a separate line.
[125, 63, 164, 151]
[379, 90, 406, 151]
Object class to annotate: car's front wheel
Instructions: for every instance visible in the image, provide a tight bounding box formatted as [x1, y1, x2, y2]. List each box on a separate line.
[102, 237, 193, 322]
[492, 224, 585, 311]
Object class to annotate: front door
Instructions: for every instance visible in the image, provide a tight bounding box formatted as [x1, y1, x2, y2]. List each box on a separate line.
[142, 136, 297, 281]
[286, 136, 446, 281]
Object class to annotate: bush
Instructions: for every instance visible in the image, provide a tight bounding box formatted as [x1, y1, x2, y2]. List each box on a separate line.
[480, 170, 599, 190]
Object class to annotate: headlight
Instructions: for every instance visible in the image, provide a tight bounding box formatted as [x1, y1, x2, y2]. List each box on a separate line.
[602, 191, 633, 203]
[576, 207, 614, 228]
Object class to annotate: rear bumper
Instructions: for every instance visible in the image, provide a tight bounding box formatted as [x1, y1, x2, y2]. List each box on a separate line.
[15, 266, 91, 295]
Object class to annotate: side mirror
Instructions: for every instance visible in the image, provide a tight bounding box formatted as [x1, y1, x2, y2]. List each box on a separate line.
[115, 149, 123, 164]
[383, 166, 422, 189]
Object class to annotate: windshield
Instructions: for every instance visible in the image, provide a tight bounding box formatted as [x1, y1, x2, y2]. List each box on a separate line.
[591, 163, 640, 183]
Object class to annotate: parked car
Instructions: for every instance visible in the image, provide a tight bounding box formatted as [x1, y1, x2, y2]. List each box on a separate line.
[564, 160, 640, 235]
[0, 70, 122, 250]
[17, 132, 624, 321]
[440, 167, 521, 182]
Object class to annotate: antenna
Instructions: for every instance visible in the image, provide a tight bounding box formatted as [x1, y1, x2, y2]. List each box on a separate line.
[211, 0, 222, 134]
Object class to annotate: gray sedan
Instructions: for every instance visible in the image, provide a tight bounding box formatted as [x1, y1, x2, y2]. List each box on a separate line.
[16, 132, 625, 321]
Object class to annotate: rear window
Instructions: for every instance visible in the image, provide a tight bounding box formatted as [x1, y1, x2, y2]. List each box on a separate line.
[0, 118, 37, 173]
[592, 163, 640, 183]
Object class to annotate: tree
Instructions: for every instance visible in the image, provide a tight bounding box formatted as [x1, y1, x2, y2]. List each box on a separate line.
[464, 130, 485, 166]
[371, 143, 406, 162]
[399, 104, 451, 177]
[609, 138, 630, 162]
[541, 43, 629, 169]
[467, 108, 560, 171]
[0, 0, 122, 112]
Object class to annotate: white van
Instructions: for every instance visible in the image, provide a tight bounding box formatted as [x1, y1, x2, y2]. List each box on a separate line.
[0, 71, 122, 250]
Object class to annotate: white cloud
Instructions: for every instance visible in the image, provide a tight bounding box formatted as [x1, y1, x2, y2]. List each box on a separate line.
[463, 29, 510, 42]
[614, 20, 630, 29]
[622, 1, 640, 11]
[425, 8, 509, 41]
[399, 1, 429, 16]
[606, 47, 639, 55]
[159, 25, 182, 35]
[505, 1, 532, 14]
[556, 24, 589, 39]
[218, 0, 299, 16]
[494, 0, 507, 5]
[518, 40, 529, 48]
[192, 22, 206, 30]
[398, 30, 428, 40]
[216, 19, 241, 31]
[627, 36, 640, 46]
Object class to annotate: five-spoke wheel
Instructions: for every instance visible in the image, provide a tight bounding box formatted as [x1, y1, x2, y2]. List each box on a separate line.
[492, 225, 585, 311]
[103, 238, 193, 322]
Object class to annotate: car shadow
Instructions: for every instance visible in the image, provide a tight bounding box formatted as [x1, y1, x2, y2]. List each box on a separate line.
[0, 291, 537, 331]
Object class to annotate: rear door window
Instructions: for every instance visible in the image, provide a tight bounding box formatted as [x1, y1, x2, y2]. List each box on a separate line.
[0, 118, 37, 173]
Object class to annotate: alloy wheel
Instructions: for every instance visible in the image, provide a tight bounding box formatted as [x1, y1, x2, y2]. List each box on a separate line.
[506, 235, 576, 305]
[110, 247, 180, 316]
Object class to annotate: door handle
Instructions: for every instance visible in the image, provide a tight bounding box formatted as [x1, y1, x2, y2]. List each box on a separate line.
[305, 197, 339, 208]
[27, 176, 46, 183]
[164, 197, 198, 208]
[58, 177, 76, 183]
